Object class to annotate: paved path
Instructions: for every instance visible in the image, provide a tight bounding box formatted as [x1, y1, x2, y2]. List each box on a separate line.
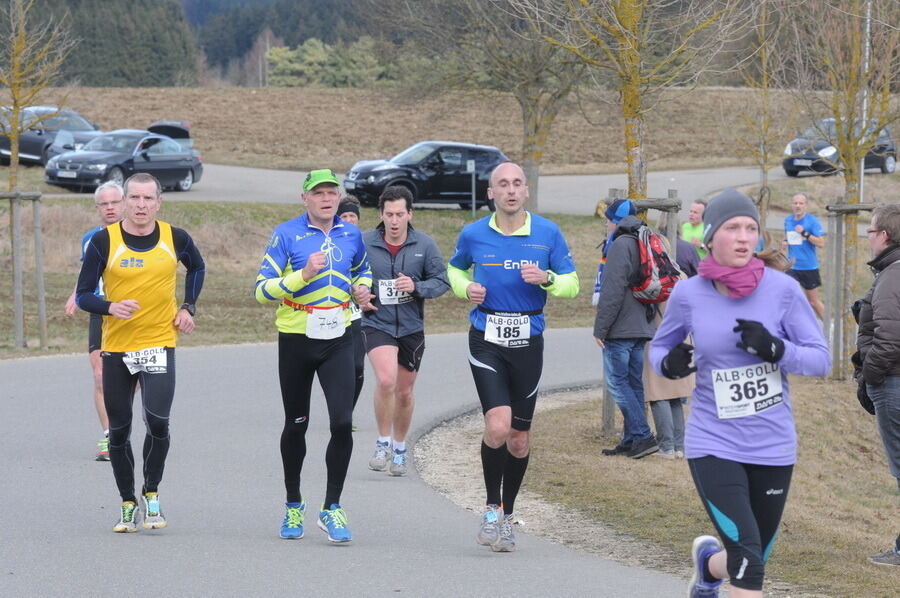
[0, 329, 687, 597]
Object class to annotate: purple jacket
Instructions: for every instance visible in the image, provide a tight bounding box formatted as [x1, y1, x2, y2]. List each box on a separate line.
[649, 269, 830, 465]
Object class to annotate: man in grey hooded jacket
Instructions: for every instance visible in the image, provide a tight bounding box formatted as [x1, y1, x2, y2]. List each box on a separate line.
[594, 200, 659, 459]
[361, 185, 450, 476]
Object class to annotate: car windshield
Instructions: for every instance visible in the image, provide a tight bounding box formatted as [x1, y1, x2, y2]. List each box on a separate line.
[802, 121, 838, 139]
[390, 143, 438, 165]
[83, 133, 141, 153]
[39, 113, 94, 131]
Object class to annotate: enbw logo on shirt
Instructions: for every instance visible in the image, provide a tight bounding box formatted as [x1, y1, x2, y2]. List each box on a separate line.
[503, 259, 538, 270]
[119, 257, 144, 268]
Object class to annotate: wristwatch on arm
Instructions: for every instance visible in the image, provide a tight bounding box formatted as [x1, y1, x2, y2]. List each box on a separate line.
[541, 271, 556, 288]
[179, 303, 196, 316]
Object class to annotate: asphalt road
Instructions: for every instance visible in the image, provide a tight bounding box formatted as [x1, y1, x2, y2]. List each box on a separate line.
[169, 163, 785, 219]
[0, 329, 689, 597]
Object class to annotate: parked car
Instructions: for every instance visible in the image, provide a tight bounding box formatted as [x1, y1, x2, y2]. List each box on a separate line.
[344, 141, 509, 209]
[45, 125, 203, 192]
[0, 106, 103, 165]
[782, 118, 896, 176]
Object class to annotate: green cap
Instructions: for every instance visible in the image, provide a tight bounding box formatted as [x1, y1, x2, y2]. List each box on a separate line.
[302, 169, 340, 192]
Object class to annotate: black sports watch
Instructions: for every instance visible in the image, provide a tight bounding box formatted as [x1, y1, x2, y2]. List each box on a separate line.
[179, 303, 196, 316]
[541, 272, 556, 288]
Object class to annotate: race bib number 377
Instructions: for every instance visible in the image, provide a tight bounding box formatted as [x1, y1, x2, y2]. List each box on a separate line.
[122, 347, 167, 375]
[712, 362, 783, 419]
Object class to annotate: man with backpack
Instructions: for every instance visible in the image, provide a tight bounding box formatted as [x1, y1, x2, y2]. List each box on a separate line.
[594, 199, 663, 459]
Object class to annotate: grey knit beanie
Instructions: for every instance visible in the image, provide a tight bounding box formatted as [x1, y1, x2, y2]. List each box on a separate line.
[702, 188, 760, 245]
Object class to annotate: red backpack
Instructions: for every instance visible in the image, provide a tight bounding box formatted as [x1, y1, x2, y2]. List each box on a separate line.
[630, 225, 682, 304]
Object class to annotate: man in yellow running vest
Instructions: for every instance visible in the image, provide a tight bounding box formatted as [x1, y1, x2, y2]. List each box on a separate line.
[76, 172, 206, 533]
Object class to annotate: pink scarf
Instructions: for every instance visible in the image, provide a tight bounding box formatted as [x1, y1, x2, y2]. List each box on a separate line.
[698, 255, 765, 299]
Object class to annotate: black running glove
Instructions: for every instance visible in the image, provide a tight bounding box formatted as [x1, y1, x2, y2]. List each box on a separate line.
[661, 342, 697, 379]
[733, 319, 785, 363]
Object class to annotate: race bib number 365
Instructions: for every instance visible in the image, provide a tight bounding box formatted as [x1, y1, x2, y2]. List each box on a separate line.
[712, 362, 783, 419]
[484, 314, 530, 347]
[122, 347, 167, 375]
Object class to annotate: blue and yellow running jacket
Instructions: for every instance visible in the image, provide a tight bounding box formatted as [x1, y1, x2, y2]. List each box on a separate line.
[255, 213, 372, 334]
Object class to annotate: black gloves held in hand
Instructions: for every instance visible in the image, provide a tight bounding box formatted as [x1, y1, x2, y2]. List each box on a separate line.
[661, 342, 697, 379]
[733, 319, 785, 363]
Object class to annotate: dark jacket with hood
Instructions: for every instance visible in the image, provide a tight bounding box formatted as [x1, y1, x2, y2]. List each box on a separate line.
[593, 215, 657, 341]
[362, 223, 449, 338]
[857, 242, 900, 385]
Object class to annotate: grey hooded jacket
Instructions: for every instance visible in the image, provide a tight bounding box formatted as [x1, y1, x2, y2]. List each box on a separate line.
[857, 243, 900, 385]
[362, 223, 450, 338]
[593, 215, 657, 341]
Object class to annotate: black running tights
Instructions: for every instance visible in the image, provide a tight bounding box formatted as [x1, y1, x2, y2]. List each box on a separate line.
[278, 331, 354, 506]
[103, 348, 176, 503]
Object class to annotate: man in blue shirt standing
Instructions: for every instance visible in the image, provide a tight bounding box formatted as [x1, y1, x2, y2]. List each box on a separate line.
[448, 162, 579, 552]
[783, 192, 826, 319]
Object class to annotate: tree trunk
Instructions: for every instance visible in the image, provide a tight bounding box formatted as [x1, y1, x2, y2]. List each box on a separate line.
[840, 168, 862, 379]
[517, 92, 562, 214]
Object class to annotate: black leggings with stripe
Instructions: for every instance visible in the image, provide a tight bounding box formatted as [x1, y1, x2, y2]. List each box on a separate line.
[103, 348, 176, 503]
[278, 330, 355, 506]
[689, 455, 793, 591]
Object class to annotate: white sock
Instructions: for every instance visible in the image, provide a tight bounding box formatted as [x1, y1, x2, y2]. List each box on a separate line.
[377, 436, 391, 445]
[393, 441, 406, 452]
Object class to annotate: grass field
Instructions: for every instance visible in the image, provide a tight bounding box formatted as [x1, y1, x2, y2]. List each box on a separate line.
[527, 380, 899, 598]
[0, 198, 604, 355]
[4, 86, 802, 177]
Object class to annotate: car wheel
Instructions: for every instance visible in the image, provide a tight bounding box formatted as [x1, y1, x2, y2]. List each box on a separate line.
[176, 169, 193, 191]
[881, 154, 896, 174]
[104, 166, 125, 186]
[784, 168, 799, 177]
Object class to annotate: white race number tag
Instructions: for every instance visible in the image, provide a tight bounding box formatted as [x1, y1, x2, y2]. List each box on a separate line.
[122, 347, 167, 375]
[306, 306, 345, 340]
[378, 279, 410, 305]
[484, 314, 530, 347]
[786, 230, 803, 245]
[348, 301, 362, 322]
[712, 362, 783, 419]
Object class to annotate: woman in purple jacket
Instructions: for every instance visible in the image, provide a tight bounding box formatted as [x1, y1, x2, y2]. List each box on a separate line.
[649, 189, 830, 598]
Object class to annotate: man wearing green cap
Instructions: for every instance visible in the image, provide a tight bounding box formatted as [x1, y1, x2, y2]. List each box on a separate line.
[255, 169, 373, 543]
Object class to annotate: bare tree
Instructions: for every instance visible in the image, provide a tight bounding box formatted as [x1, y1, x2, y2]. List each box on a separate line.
[378, 0, 584, 211]
[729, 0, 799, 225]
[0, 0, 76, 191]
[509, 0, 751, 201]
[784, 0, 900, 372]
[0, 0, 75, 349]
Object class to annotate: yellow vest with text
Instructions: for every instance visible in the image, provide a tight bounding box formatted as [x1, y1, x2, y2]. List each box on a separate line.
[102, 221, 178, 352]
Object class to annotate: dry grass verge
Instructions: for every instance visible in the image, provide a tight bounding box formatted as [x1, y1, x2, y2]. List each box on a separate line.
[0, 199, 606, 355]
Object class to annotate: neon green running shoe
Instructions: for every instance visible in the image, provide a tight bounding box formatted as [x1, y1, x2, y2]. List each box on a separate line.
[95, 436, 110, 461]
[113, 501, 139, 533]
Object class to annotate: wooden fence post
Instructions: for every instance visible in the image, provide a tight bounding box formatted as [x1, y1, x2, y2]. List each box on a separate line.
[4, 191, 46, 349]
[32, 197, 47, 348]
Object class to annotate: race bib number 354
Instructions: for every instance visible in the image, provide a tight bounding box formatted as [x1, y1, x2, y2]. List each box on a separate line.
[122, 347, 167, 375]
[712, 362, 783, 419]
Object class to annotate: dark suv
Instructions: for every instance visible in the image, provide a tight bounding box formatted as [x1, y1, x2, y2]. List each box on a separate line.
[344, 141, 509, 209]
[782, 118, 896, 176]
[0, 106, 102, 165]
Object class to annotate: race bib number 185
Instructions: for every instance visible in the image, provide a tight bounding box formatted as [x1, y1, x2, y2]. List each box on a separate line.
[712, 362, 783, 419]
[484, 314, 530, 347]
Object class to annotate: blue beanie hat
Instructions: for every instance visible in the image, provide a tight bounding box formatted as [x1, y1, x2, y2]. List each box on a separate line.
[605, 199, 636, 223]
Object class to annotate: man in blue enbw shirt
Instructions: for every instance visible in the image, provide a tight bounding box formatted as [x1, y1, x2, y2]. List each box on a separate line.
[448, 162, 579, 552]
[782, 193, 826, 319]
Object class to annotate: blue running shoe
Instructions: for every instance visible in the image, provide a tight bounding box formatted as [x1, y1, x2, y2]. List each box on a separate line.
[317, 503, 352, 543]
[279, 502, 306, 539]
[687, 535, 724, 597]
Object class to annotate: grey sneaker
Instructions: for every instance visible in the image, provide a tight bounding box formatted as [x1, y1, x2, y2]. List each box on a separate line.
[141, 492, 167, 529]
[868, 548, 900, 566]
[112, 501, 140, 533]
[476, 504, 503, 546]
[491, 514, 516, 552]
[389, 449, 408, 476]
[368, 441, 390, 471]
